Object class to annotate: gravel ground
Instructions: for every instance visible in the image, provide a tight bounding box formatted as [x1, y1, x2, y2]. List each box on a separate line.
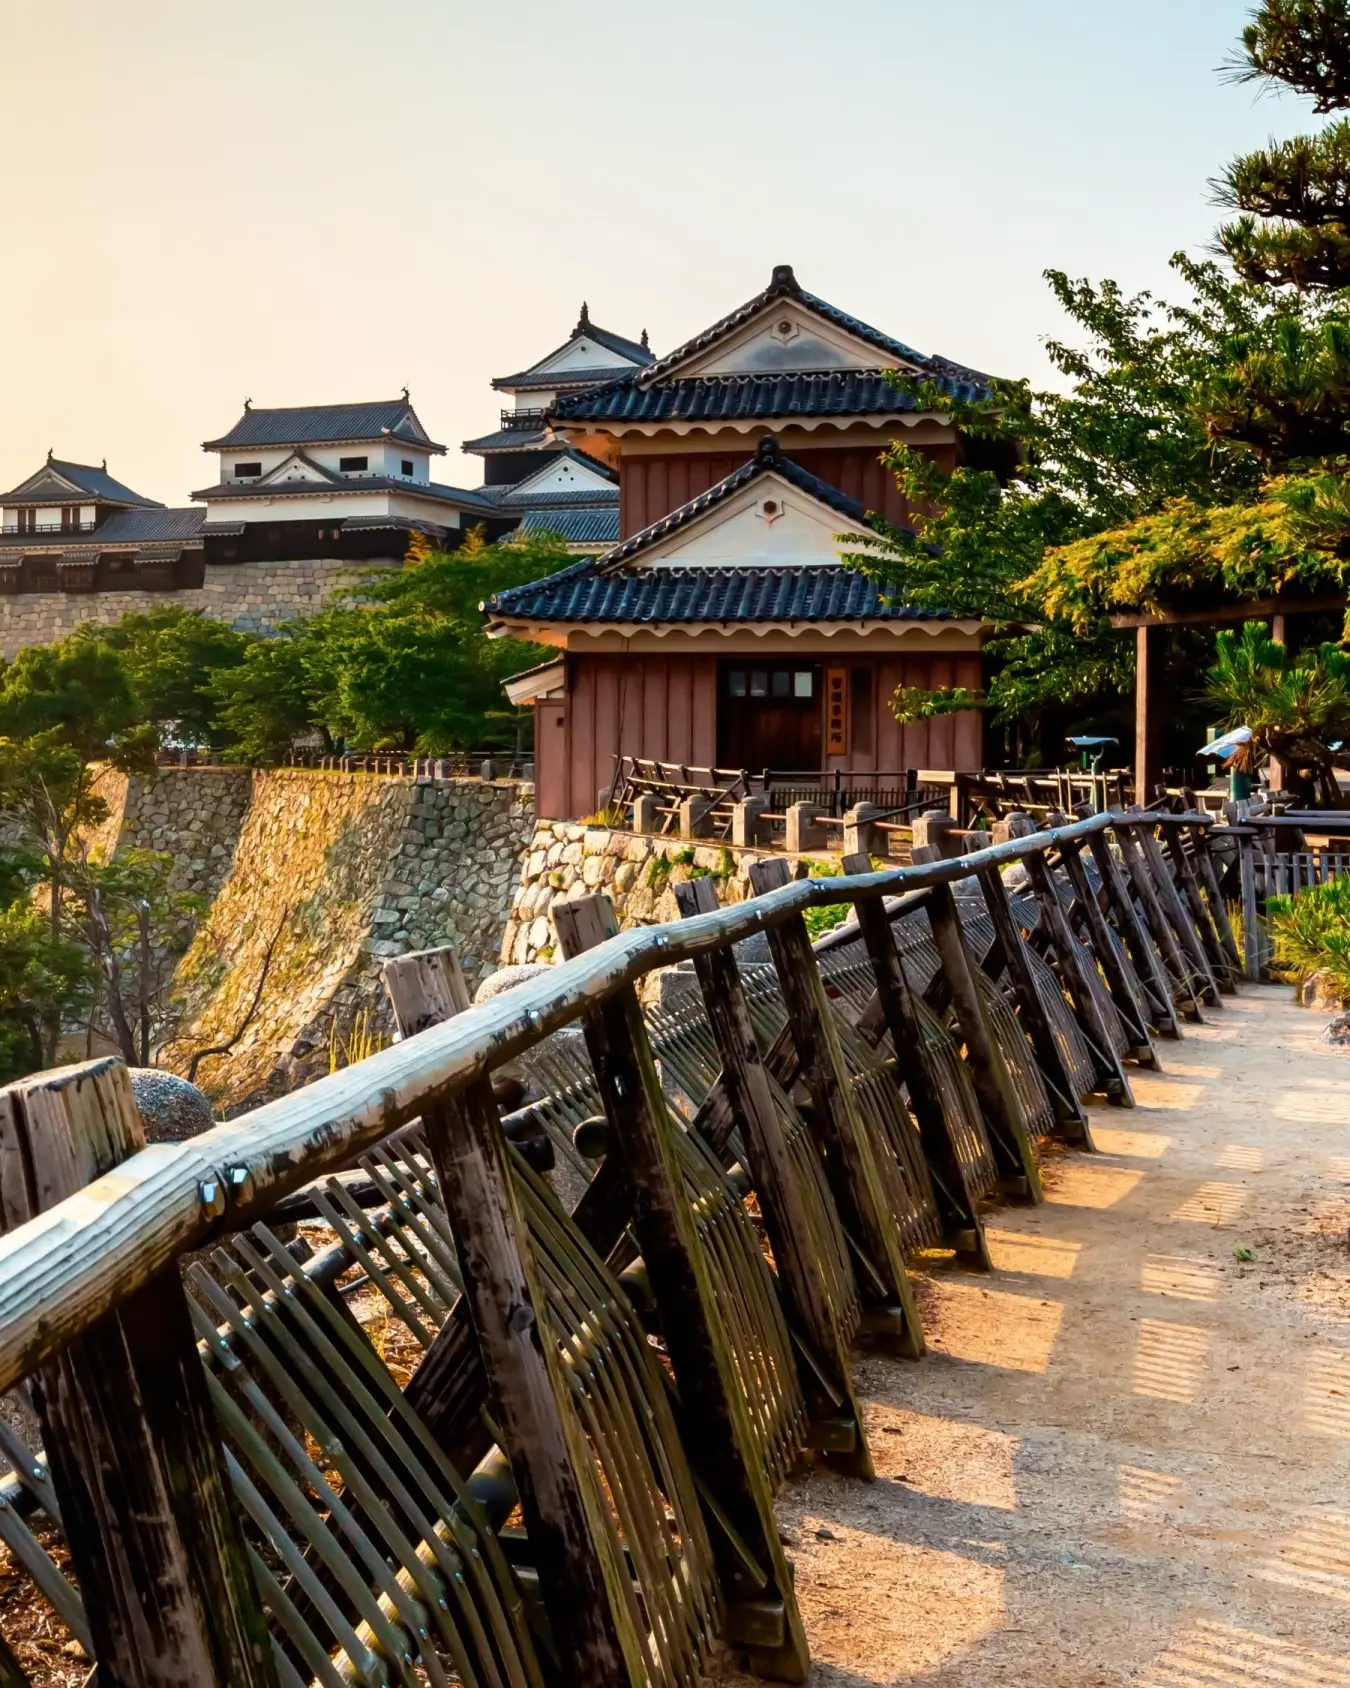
[713, 985, 1350, 1686]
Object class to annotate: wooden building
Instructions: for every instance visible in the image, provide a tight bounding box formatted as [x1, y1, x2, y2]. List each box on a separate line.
[486, 265, 999, 820]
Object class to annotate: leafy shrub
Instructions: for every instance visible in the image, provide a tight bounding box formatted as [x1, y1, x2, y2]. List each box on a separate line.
[1267, 876, 1350, 999]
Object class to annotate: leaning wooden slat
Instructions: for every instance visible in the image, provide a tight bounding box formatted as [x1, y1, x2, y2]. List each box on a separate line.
[381, 951, 636, 1688]
[840, 852, 995, 1259]
[552, 894, 811, 1683]
[1128, 814, 1222, 1007]
[1114, 822, 1206, 1017]
[0, 1058, 277, 1688]
[1058, 841, 1156, 1063]
[1085, 826, 1181, 1037]
[674, 874, 877, 1472]
[1161, 825, 1236, 992]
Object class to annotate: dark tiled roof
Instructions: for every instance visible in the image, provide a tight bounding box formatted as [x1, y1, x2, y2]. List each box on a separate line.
[461, 426, 552, 454]
[203, 398, 443, 452]
[491, 305, 654, 389]
[515, 508, 620, 546]
[501, 490, 619, 510]
[488, 561, 940, 625]
[495, 447, 617, 503]
[493, 365, 644, 393]
[637, 263, 987, 387]
[0, 506, 205, 549]
[0, 458, 160, 507]
[598, 438, 867, 571]
[554, 367, 984, 426]
[191, 475, 499, 513]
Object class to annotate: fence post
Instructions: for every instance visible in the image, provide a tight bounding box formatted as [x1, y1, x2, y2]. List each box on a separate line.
[1058, 840, 1157, 1063]
[1186, 822, 1244, 977]
[1021, 849, 1136, 1108]
[968, 841, 1093, 1142]
[1114, 821, 1204, 1019]
[381, 950, 635, 1688]
[673, 875, 876, 1476]
[1238, 831, 1262, 981]
[1162, 824, 1236, 992]
[909, 819, 1046, 1196]
[747, 857, 927, 1356]
[1086, 826, 1181, 1038]
[1130, 815, 1223, 1007]
[839, 853, 994, 1262]
[551, 896, 811, 1682]
[0, 1058, 278, 1688]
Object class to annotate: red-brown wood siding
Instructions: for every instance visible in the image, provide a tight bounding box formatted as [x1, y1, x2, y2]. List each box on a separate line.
[547, 652, 983, 819]
[619, 443, 956, 539]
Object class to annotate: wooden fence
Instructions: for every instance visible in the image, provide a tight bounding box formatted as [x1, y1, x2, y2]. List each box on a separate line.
[0, 807, 1241, 1687]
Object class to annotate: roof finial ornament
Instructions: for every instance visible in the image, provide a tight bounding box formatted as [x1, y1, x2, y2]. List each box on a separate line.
[101, 458, 107, 472]
[755, 434, 782, 464]
[46, 447, 52, 463]
[641, 328, 649, 348]
[243, 397, 252, 411]
[770, 263, 797, 291]
[401, 385, 410, 401]
[578, 301, 590, 330]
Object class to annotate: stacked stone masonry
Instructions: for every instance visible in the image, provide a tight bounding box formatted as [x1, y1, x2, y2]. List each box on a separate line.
[0, 557, 368, 658]
[501, 822, 842, 967]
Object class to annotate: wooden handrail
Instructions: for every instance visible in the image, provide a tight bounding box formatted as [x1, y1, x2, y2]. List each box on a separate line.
[0, 809, 1207, 1400]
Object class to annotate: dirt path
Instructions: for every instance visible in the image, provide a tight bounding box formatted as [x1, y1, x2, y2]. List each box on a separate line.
[719, 985, 1350, 1687]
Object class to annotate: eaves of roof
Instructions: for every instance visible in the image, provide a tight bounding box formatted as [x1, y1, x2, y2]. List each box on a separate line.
[461, 427, 553, 454]
[189, 476, 501, 513]
[202, 398, 444, 453]
[554, 367, 983, 426]
[492, 365, 643, 393]
[0, 506, 205, 547]
[0, 459, 161, 507]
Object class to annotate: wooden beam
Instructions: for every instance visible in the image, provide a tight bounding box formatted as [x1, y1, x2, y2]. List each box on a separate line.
[382, 950, 634, 1688]
[674, 875, 876, 1474]
[1110, 593, 1347, 630]
[747, 857, 926, 1358]
[551, 896, 812, 1683]
[0, 1058, 277, 1688]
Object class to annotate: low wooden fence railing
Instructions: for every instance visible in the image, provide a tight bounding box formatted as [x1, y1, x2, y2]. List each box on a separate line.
[0, 808, 1240, 1687]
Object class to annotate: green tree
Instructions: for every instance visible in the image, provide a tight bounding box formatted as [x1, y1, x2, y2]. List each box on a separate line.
[1205, 619, 1350, 800]
[101, 607, 253, 748]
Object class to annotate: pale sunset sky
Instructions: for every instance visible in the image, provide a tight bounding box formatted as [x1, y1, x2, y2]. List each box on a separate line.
[0, 1, 1310, 505]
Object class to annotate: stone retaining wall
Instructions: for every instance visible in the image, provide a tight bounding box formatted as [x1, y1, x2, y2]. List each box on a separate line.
[501, 822, 841, 967]
[0, 557, 365, 658]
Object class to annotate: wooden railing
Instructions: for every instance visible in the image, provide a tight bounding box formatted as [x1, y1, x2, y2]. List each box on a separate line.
[0, 807, 1240, 1687]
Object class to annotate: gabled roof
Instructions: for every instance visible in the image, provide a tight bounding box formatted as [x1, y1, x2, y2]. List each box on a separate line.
[0, 457, 160, 507]
[203, 396, 444, 453]
[461, 425, 554, 454]
[494, 447, 617, 504]
[515, 507, 620, 548]
[492, 303, 654, 390]
[597, 435, 868, 573]
[486, 438, 932, 625]
[190, 472, 500, 513]
[552, 263, 992, 425]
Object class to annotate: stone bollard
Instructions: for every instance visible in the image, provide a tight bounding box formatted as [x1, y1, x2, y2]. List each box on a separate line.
[785, 800, 827, 855]
[632, 793, 661, 834]
[990, 809, 1037, 845]
[678, 796, 714, 839]
[842, 801, 881, 859]
[910, 807, 963, 862]
[732, 794, 769, 848]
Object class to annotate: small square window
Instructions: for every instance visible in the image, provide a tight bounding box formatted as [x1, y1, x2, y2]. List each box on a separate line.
[234, 461, 262, 478]
[750, 671, 768, 698]
[401, 459, 414, 477]
[793, 671, 813, 698]
[772, 670, 790, 698]
[728, 671, 747, 697]
[339, 455, 368, 473]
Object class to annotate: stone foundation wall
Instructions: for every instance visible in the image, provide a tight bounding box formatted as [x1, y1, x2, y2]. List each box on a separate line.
[157, 771, 536, 1110]
[88, 765, 254, 904]
[0, 556, 371, 657]
[501, 823, 841, 967]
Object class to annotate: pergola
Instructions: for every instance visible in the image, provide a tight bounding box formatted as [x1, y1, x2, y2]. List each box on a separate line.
[1112, 593, 1349, 798]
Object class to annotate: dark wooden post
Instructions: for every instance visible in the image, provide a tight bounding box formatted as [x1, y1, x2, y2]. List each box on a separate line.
[1058, 839, 1157, 1063]
[1020, 850, 1135, 1107]
[1160, 824, 1235, 992]
[1188, 823, 1243, 976]
[673, 876, 876, 1473]
[746, 858, 927, 1356]
[1237, 831, 1262, 980]
[906, 823, 1045, 1199]
[970, 846, 1093, 1142]
[839, 853, 993, 1263]
[1129, 814, 1222, 1006]
[0, 1058, 278, 1688]
[381, 949, 636, 1688]
[550, 897, 811, 1683]
[1086, 825, 1181, 1038]
[1135, 623, 1165, 804]
[1113, 819, 1204, 1018]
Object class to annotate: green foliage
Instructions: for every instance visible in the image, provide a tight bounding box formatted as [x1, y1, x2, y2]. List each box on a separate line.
[0, 852, 91, 1082]
[208, 622, 333, 764]
[100, 608, 252, 747]
[1203, 619, 1350, 799]
[1267, 872, 1350, 997]
[1237, 1, 1350, 113]
[0, 630, 158, 771]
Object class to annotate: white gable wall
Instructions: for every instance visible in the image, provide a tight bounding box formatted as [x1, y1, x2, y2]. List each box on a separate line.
[640, 473, 854, 570]
[217, 443, 432, 485]
[509, 456, 615, 497]
[669, 301, 918, 379]
[530, 335, 642, 378]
